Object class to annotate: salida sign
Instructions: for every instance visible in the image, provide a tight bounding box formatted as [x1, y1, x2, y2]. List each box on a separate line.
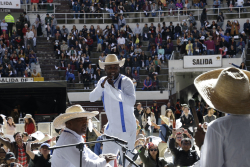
[0, 0, 20, 9]
[184, 55, 222, 68]
[0, 78, 33, 83]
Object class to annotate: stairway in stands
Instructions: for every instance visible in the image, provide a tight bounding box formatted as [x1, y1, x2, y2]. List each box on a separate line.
[36, 37, 59, 81]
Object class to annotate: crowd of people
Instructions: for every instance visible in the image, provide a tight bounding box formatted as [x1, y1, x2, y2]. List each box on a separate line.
[0, 97, 220, 167]
[0, 12, 42, 78]
[53, 22, 164, 90]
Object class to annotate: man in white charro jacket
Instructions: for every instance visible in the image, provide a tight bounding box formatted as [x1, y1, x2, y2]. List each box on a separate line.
[89, 54, 137, 167]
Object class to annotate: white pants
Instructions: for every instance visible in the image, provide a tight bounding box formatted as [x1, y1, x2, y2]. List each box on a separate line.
[158, 54, 164, 60]
[33, 37, 36, 46]
[102, 128, 136, 167]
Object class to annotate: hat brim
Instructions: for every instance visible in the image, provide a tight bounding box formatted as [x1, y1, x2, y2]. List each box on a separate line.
[53, 111, 99, 129]
[99, 58, 125, 70]
[160, 115, 170, 125]
[194, 68, 250, 114]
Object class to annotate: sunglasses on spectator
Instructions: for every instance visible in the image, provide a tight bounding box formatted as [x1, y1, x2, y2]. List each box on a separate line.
[176, 137, 182, 139]
[150, 149, 158, 152]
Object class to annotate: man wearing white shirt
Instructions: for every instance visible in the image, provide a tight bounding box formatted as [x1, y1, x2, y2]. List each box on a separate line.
[194, 67, 250, 167]
[89, 54, 136, 167]
[0, 19, 8, 33]
[134, 23, 142, 39]
[117, 35, 125, 47]
[51, 105, 115, 167]
[26, 28, 34, 51]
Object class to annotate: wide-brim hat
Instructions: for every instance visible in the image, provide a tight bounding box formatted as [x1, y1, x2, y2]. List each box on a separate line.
[194, 67, 250, 114]
[160, 115, 170, 126]
[53, 105, 99, 129]
[135, 134, 146, 142]
[99, 54, 125, 70]
[24, 114, 32, 119]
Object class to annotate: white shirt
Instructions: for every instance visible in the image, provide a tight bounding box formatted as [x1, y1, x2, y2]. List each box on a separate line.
[26, 31, 34, 39]
[201, 114, 250, 167]
[117, 37, 125, 45]
[1, 22, 8, 30]
[89, 74, 136, 134]
[51, 128, 107, 167]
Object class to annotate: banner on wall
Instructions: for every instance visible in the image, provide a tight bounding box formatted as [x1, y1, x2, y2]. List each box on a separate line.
[0, 77, 33, 83]
[0, 0, 20, 9]
[184, 55, 222, 68]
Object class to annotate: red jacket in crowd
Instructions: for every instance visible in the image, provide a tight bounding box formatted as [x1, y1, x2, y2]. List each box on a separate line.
[47, 0, 53, 3]
[86, 39, 93, 46]
[25, 123, 35, 135]
[22, 27, 27, 36]
[31, 0, 39, 3]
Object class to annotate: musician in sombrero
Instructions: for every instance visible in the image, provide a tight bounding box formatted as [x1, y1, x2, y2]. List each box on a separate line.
[51, 105, 115, 167]
[89, 54, 137, 166]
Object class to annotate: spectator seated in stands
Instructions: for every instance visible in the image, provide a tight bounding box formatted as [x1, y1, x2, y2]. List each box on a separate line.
[199, 1, 206, 8]
[142, 75, 152, 91]
[152, 75, 159, 90]
[236, 37, 245, 53]
[227, 45, 236, 58]
[124, 1, 132, 17]
[66, 68, 75, 85]
[132, 70, 140, 83]
[168, 1, 176, 16]
[213, 0, 221, 13]
[164, 43, 172, 59]
[124, 57, 132, 73]
[70, 54, 79, 70]
[15, 60, 24, 77]
[118, 15, 126, 30]
[132, 57, 140, 74]
[60, 41, 68, 54]
[153, 56, 161, 74]
[243, 19, 250, 35]
[93, 68, 102, 86]
[73, 1, 81, 19]
[31, 69, 41, 78]
[186, 40, 193, 55]
[1, 30, 10, 47]
[151, 2, 158, 17]
[183, 0, 190, 15]
[157, 45, 165, 63]
[5, 64, 15, 77]
[187, 12, 196, 26]
[229, 21, 239, 36]
[143, 24, 149, 41]
[0, 65, 6, 77]
[83, 70, 91, 89]
[204, 36, 215, 55]
[175, 0, 183, 15]
[125, 69, 132, 78]
[119, 45, 127, 58]
[219, 46, 228, 58]
[169, 136, 199, 166]
[86, 36, 93, 50]
[143, 1, 151, 17]
[193, 0, 200, 8]
[96, 35, 103, 52]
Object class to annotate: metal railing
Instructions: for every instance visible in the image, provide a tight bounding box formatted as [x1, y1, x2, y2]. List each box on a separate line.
[21, 3, 61, 14]
[46, 6, 250, 24]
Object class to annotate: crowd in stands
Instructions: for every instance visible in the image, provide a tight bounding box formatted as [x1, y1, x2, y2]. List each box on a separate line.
[0, 12, 42, 78]
[21, 0, 54, 12]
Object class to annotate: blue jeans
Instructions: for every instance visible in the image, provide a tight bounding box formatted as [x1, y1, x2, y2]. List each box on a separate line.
[114, 24, 118, 31]
[165, 54, 172, 60]
[51, 25, 56, 37]
[74, 11, 80, 18]
[29, 58, 37, 67]
[152, 12, 156, 17]
[132, 67, 140, 74]
[16, 68, 24, 76]
[107, 9, 114, 17]
[207, 50, 214, 55]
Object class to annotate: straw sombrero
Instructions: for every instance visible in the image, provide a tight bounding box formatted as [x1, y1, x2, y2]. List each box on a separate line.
[53, 105, 99, 129]
[160, 115, 170, 126]
[99, 54, 125, 69]
[194, 67, 250, 114]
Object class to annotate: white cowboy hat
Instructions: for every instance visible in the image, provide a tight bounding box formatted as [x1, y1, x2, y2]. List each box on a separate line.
[194, 67, 250, 114]
[99, 54, 125, 70]
[53, 105, 99, 129]
[24, 114, 32, 119]
[160, 115, 170, 126]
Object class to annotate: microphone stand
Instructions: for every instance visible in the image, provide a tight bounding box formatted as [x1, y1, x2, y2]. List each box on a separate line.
[115, 141, 139, 167]
[49, 139, 115, 167]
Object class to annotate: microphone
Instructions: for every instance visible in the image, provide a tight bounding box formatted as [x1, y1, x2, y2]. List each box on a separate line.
[102, 134, 128, 145]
